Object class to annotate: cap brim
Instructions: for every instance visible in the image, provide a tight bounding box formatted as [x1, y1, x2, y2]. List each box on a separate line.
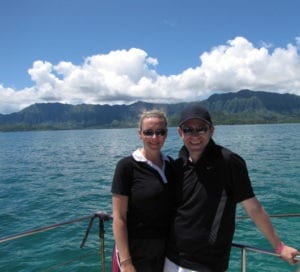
[178, 116, 211, 126]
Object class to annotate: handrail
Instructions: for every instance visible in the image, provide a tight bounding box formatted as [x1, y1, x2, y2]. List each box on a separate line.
[2, 212, 298, 244]
[0, 211, 112, 244]
[0, 212, 299, 272]
[233, 242, 279, 257]
[0, 211, 113, 272]
[236, 213, 300, 220]
[232, 243, 300, 272]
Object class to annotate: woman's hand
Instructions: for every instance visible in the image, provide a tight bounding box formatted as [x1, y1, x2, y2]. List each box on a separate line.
[120, 258, 136, 272]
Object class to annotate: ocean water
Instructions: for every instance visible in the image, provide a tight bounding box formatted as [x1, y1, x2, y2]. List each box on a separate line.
[0, 124, 299, 272]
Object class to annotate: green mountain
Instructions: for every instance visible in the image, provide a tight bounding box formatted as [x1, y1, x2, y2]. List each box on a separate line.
[0, 90, 299, 131]
[203, 89, 300, 124]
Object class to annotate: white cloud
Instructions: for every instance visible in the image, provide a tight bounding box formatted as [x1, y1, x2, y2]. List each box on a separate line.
[1, 37, 300, 114]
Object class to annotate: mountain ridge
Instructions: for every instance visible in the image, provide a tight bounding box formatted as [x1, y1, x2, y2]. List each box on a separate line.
[1, 89, 300, 131]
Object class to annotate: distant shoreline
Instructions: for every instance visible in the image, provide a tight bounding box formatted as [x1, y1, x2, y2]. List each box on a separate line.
[1, 90, 300, 132]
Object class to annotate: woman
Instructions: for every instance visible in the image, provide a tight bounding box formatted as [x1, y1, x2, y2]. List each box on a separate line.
[111, 109, 175, 272]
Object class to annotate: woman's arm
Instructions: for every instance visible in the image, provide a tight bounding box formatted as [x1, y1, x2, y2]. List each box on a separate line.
[112, 194, 136, 272]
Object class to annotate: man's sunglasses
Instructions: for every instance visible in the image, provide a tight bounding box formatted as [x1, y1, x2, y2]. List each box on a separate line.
[181, 126, 209, 135]
[142, 129, 167, 137]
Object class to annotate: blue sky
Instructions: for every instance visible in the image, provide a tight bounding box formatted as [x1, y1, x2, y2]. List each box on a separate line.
[1, 0, 300, 114]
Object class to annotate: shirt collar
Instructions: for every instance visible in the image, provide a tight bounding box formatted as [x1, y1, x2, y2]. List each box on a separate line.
[132, 148, 169, 163]
[132, 148, 169, 184]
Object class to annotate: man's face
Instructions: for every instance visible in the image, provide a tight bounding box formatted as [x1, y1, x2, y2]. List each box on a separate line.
[178, 118, 214, 156]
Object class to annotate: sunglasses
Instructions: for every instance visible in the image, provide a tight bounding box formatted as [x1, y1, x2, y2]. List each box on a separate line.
[142, 129, 167, 137]
[181, 126, 209, 135]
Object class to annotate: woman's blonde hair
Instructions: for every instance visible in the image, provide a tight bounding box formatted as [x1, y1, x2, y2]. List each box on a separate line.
[139, 109, 168, 129]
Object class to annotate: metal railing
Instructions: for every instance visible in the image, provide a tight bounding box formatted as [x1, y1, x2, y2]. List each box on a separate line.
[0, 211, 112, 272]
[233, 243, 300, 272]
[0, 212, 299, 271]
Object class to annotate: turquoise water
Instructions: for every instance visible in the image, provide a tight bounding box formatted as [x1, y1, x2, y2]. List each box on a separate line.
[0, 124, 299, 272]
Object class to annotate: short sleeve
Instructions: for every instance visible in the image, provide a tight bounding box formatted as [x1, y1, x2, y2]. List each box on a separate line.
[228, 153, 255, 203]
[111, 156, 132, 196]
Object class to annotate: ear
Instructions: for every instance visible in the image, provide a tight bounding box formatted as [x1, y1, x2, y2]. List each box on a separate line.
[177, 127, 183, 138]
[138, 129, 143, 139]
[209, 126, 215, 137]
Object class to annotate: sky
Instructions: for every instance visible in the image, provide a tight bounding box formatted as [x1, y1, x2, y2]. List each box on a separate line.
[1, 0, 300, 114]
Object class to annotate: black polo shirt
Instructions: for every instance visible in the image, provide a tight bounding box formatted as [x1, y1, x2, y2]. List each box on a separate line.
[111, 152, 175, 238]
[166, 140, 255, 272]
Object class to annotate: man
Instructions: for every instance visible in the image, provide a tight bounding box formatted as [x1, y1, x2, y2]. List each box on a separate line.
[164, 103, 299, 272]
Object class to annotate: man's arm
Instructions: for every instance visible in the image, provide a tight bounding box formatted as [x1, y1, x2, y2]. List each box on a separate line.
[242, 196, 299, 265]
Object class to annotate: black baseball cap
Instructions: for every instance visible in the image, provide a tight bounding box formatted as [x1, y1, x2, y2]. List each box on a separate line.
[178, 104, 212, 126]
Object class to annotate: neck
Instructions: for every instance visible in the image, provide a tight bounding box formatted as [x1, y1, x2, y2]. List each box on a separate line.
[141, 148, 162, 167]
[189, 152, 202, 163]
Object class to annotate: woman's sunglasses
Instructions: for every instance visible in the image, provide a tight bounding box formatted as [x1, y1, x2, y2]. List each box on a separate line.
[142, 129, 167, 137]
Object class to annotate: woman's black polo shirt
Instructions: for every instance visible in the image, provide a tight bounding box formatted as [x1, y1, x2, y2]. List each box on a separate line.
[111, 151, 175, 238]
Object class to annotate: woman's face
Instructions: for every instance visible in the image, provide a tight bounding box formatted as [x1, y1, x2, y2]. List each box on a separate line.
[138, 117, 168, 152]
